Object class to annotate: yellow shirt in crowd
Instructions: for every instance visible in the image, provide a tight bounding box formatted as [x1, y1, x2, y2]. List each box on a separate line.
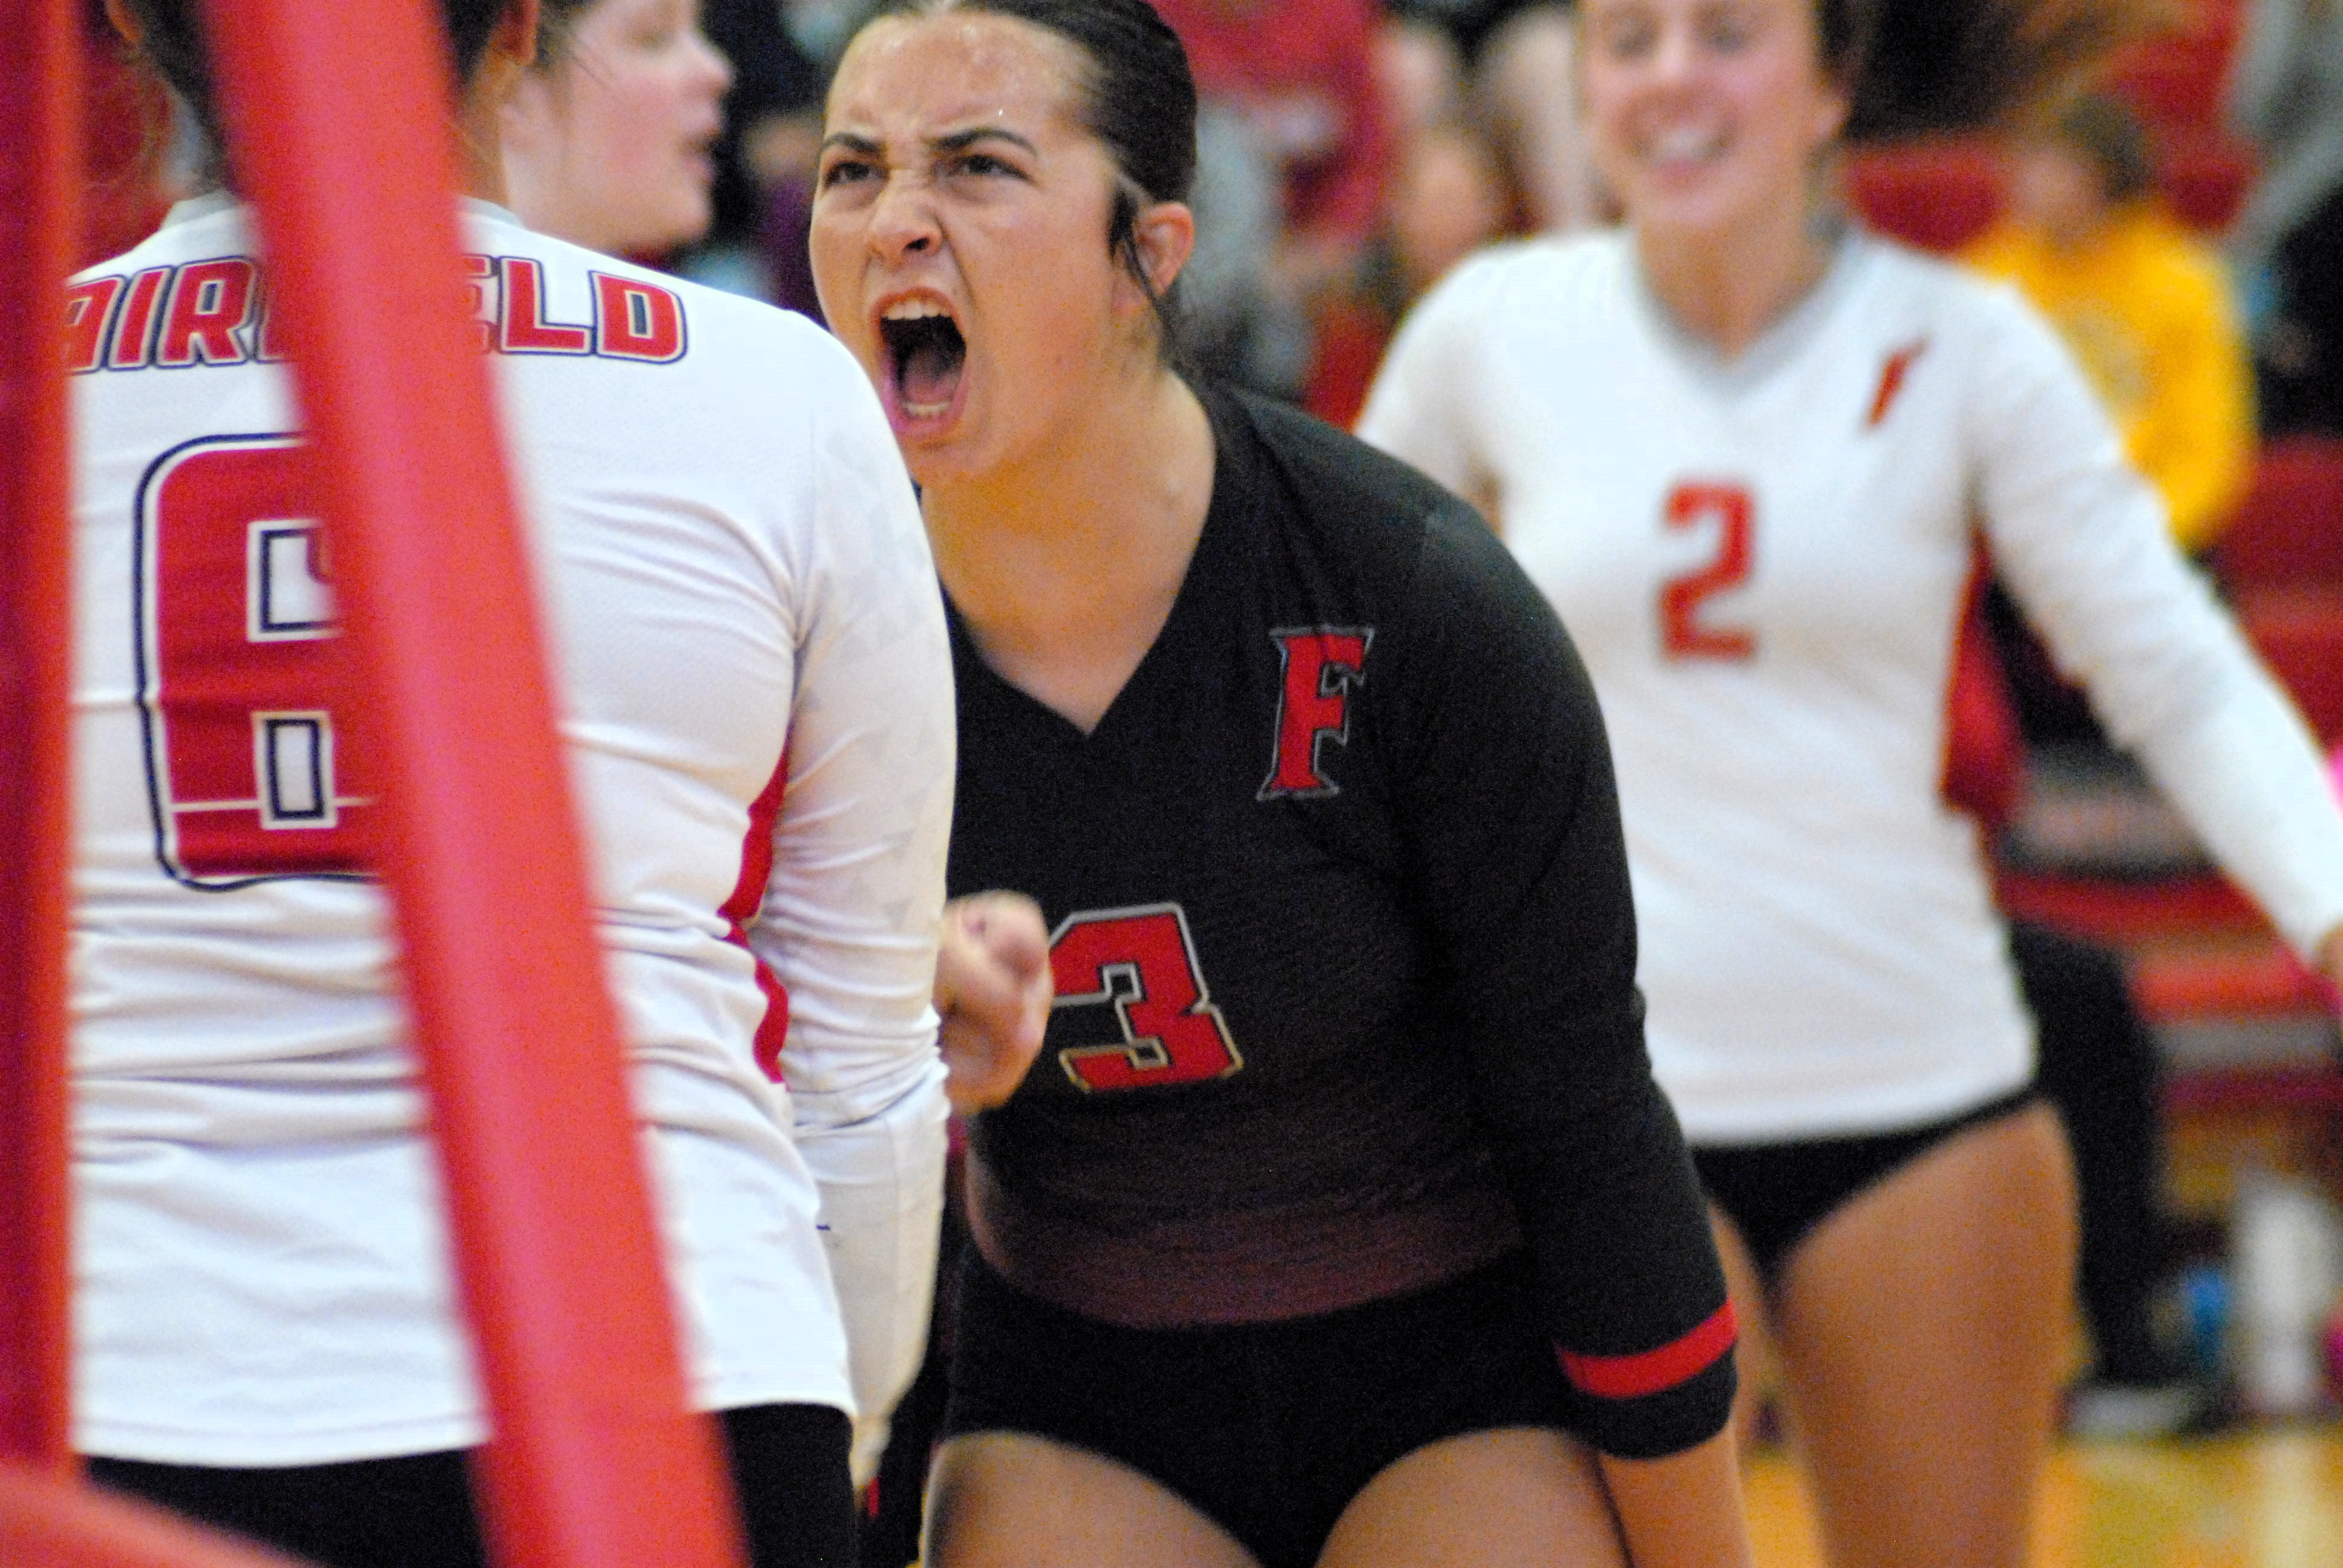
[1965, 204, 2256, 551]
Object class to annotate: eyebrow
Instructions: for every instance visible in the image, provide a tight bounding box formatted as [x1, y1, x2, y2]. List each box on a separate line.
[932, 127, 1038, 157]
[817, 126, 1041, 158]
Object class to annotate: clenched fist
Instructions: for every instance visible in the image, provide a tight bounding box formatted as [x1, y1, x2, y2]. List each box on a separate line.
[934, 891, 1053, 1112]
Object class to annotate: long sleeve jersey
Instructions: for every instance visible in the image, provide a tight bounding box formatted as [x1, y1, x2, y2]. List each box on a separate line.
[945, 385, 1734, 1459]
[1362, 229, 2343, 1144]
[68, 196, 955, 1465]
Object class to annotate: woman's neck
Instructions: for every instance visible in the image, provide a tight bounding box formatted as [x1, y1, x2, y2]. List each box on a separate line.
[928, 365, 1212, 599]
[457, 91, 514, 206]
[1634, 196, 1840, 360]
[923, 363, 1216, 731]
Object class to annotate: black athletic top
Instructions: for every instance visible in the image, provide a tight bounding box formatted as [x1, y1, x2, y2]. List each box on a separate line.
[946, 385, 1734, 1459]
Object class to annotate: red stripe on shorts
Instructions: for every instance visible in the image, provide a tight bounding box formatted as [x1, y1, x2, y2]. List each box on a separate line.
[1557, 1301, 1738, 1400]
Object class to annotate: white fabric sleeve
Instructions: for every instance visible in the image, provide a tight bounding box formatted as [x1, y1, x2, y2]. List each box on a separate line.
[1966, 283, 2343, 958]
[796, 1066, 948, 1485]
[747, 332, 956, 1458]
[1357, 260, 1492, 497]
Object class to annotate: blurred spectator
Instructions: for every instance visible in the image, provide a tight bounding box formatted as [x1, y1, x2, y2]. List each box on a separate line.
[1476, 5, 1603, 232]
[701, 0, 841, 311]
[2228, 0, 2343, 434]
[1373, 15, 1469, 137]
[502, 0, 735, 261]
[1307, 117, 1512, 427]
[1154, 0, 1390, 395]
[1382, 0, 1542, 61]
[1967, 94, 2255, 552]
[1383, 1, 1602, 234]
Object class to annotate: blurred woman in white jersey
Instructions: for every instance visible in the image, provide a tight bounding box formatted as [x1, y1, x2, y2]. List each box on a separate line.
[1360, 1, 2343, 1564]
[500, 0, 735, 259]
[71, 1, 954, 1563]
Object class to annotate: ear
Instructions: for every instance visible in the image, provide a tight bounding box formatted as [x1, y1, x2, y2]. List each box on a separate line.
[102, 0, 142, 50]
[467, 0, 542, 126]
[499, 61, 556, 157]
[1812, 70, 1855, 149]
[491, 0, 543, 74]
[1126, 198, 1195, 303]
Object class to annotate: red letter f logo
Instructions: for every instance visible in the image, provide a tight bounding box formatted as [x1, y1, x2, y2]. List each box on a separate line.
[1259, 627, 1372, 800]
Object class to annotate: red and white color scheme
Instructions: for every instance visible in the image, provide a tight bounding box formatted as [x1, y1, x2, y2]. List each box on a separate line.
[1362, 229, 2343, 1144]
[69, 195, 954, 1468]
[1047, 904, 1243, 1092]
[1257, 627, 1370, 799]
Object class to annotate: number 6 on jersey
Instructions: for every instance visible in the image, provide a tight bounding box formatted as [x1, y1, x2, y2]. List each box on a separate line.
[1049, 904, 1243, 1093]
[136, 434, 375, 887]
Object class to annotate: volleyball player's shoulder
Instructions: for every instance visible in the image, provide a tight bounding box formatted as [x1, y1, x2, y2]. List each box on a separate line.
[1855, 230, 2065, 365]
[1231, 390, 1573, 670]
[1238, 390, 1460, 530]
[545, 235, 902, 477]
[493, 221, 865, 408]
[1858, 234, 2105, 459]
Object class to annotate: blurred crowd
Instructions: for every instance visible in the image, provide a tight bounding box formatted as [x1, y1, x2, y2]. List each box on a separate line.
[76, 0, 2343, 485]
[685, 0, 2335, 486]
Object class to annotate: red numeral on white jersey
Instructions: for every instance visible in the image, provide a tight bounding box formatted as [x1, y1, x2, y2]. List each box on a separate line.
[136, 434, 375, 886]
[1049, 904, 1242, 1093]
[1659, 482, 1756, 661]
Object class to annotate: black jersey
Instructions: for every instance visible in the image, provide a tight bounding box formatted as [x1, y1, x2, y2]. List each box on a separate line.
[946, 386, 1732, 1459]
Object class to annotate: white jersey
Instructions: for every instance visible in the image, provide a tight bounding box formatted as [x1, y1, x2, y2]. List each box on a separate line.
[69, 195, 955, 1466]
[1361, 229, 2343, 1144]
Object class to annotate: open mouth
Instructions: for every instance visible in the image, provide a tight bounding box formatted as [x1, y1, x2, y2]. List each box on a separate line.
[879, 304, 967, 424]
[1642, 124, 1728, 175]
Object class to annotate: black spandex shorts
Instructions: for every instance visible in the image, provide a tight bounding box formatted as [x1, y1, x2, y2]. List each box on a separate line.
[87, 1403, 856, 1568]
[1693, 1086, 2042, 1286]
[942, 1247, 1577, 1568]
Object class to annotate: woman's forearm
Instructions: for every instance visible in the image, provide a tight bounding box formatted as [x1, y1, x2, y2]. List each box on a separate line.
[1598, 1428, 1755, 1568]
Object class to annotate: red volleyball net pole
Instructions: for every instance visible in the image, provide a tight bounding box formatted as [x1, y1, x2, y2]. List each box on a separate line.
[0, 0, 81, 1483]
[189, 2, 750, 1566]
[0, 17, 294, 1564]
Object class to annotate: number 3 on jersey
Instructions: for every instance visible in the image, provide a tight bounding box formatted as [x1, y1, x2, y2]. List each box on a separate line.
[1659, 482, 1757, 661]
[136, 434, 373, 887]
[1049, 904, 1242, 1093]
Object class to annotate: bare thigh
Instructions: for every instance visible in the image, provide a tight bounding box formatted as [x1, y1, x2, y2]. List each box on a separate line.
[1316, 1428, 1626, 1568]
[923, 1432, 1261, 1568]
[1768, 1102, 2079, 1568]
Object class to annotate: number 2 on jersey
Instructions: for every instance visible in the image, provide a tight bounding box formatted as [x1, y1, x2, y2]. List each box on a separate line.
[1049, 904, 1242, 1093]
[136, 434, 374, 887]
[1659, 482, 1757, 661]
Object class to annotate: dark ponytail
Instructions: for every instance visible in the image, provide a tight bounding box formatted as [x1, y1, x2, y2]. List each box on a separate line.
[1824, 0, 2174, 140]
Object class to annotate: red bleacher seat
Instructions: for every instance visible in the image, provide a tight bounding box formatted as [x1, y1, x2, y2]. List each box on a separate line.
[2103, 0, 2245, 133]
[2158, 134, 2257, 231]
[2240, 589, 2343, 745]
[1846, 141, 2004, 253]
[1997, 867, 2260, 944]
[2105, 35, 2233, 132]
[2132, 943, 2332, 1019]
[2215, 439, 2343, 592]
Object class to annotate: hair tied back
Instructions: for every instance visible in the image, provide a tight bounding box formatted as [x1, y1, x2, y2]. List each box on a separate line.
[1841, 0, 2179, 141]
